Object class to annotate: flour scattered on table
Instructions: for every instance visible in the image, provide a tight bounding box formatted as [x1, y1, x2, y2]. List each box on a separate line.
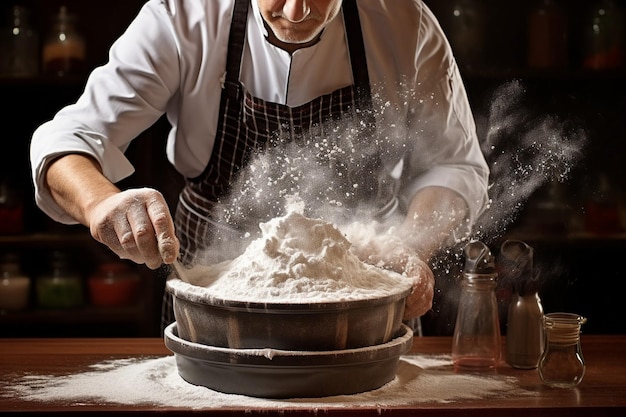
[2, 354, 534, 409]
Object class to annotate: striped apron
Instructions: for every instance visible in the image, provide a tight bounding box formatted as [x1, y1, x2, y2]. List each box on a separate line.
[163, 0, 389, 328]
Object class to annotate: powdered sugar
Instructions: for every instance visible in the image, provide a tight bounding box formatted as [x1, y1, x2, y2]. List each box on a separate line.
[172, 211, 412, 303]
[2, 354, 533, 409]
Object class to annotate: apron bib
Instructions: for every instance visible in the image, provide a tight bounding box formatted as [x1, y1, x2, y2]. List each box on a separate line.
[162, 0, 399, 328]
[174, 0, 378, 266]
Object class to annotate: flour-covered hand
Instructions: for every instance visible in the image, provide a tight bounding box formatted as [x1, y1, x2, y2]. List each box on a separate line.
[400, 255, 435, 319]
[350, 234, 434, 319]
[86, 188, 179, 269]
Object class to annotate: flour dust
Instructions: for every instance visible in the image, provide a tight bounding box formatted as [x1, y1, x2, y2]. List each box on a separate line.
[473, 80, 586, 244]
[201, 79, 585, 258]
[190, 80, 586, 319]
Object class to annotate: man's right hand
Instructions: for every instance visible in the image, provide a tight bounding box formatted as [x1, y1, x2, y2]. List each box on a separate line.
[86, 188, 179, 269]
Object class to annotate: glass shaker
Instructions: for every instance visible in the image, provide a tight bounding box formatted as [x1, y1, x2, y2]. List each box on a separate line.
[500, 240, 544, 369]
[42, 6, 86, 77]
[0, 5, 39, 77]
[539, 312, 587, 388]
[452, 241, 501, 371]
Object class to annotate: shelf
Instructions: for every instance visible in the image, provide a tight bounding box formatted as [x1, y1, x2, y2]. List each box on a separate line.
[0, 304, 146, 325]
[0, 303, 156, 337]
[0, 231, 93, 248]
[0, 74, 88, 88]
[501, 230, 626, 247]
[460, 67, 626, 83]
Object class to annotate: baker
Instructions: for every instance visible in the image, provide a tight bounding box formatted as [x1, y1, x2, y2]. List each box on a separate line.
[30, 0, 489, 328]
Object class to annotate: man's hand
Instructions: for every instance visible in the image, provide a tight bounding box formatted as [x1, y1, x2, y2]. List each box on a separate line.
[361, 245, 434, 320]
[86, 188, 179, 269]
[347, 227, 434, 320]
[45, 155, 180, 269]
[400, 255, 435, 319]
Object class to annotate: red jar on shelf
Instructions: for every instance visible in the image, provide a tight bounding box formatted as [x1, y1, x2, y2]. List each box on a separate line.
[88, 262, 140, 307]
[0, 177, 24, 235]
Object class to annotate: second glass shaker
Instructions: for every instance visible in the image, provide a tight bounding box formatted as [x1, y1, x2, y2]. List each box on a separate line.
[500, 240, 544, 369]
[452, 241, 501, 371]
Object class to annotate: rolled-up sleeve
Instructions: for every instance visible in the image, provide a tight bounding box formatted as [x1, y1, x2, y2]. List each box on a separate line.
[30, 1, 179, 224]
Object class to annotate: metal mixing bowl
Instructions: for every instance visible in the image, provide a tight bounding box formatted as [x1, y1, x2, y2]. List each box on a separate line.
[166, 277, 411, 350]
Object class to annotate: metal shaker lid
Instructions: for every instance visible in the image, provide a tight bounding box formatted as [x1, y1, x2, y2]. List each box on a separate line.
[463, 241, 496, 275]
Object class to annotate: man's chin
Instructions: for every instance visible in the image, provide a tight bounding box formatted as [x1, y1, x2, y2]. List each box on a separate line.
[269, 20, 322, 43]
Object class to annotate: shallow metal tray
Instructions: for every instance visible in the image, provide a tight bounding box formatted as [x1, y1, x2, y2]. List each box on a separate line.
[164, 322, 413, 398]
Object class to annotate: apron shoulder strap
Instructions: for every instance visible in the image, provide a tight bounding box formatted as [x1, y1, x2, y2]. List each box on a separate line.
[342, 0, 373, 113]
[224, 0, 250, 85]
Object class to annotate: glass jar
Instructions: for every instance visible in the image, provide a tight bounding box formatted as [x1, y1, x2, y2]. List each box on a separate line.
[527, 0, 568, 69]
[36, 251, 83, 309]
[0, 5, 39, 77]
[0, 176, 24, 235]
[452, 241, 501, 371]
[538, 312, 587, 388]
[88, 262, 140, 307]
[581, 0, 625, 69]
[446, 0, 486, 70]
[0, 253, 30, 311]
[42, 6, 86, 77]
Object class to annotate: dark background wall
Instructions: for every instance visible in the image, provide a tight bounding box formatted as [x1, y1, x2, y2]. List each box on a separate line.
[1, 0, 624, 336]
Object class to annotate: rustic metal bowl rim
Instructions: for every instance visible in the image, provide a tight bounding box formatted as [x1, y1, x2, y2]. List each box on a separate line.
[166, 277, 412, 312]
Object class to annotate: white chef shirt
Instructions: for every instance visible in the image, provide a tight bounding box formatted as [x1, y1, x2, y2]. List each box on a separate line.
[30, 0, 489, 225]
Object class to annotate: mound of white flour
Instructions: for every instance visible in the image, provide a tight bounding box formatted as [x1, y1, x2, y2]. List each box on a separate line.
[170, 211, 412, 303]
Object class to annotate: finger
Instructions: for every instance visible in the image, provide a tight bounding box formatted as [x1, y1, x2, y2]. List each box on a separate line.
[113, 215, 145, 264]
[145, 194, 179, 264]
[126, 204, 162, 269]
[90, 209, 139, 262]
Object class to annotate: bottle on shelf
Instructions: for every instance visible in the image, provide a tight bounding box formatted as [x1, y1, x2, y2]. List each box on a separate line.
[88, 261, 140, 307]
[581, 0, 625, 69]
[36, 251, 84, 309]
[0, 5, 39, 77]
[527, 0, 568, 69]
[42, 5, 86, 77]
[584, 172, 623, 234]
[445, 0, 486, 70]
[0, 176, 24, 235]
[0, 252, 31, 311]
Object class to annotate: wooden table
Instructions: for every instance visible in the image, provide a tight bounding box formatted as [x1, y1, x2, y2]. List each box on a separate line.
[1, 335, 625, 416]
